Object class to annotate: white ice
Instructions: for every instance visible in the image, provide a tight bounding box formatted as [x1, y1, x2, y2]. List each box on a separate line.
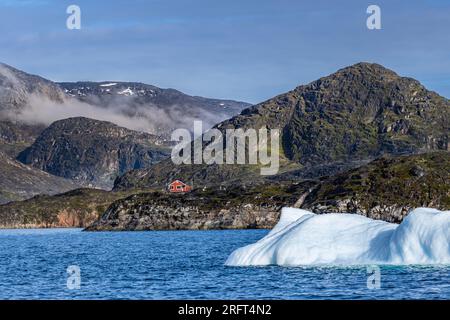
[99, 83, 117, 87]
[225, 208, 450, 266]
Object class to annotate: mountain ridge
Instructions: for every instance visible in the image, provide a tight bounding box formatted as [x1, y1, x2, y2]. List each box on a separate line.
[114, 62, 450, 190]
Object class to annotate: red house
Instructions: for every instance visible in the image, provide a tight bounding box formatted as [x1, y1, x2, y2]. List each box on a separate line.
[168, 180, 192, 193]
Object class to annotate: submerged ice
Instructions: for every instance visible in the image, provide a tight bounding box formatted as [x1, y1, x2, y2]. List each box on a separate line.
[225, 208, 450, 266]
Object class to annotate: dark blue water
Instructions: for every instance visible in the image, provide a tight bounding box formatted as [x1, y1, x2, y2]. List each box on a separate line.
[0, 228, 448, 299]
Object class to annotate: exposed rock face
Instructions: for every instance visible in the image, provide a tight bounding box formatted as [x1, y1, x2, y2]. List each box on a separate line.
[17, 117, 171, 189]
[302, 152, 450, 223]
[85, 183, 315, 231]
[0, 151, 79, 204]
[87, 197, 280, 231]
[114, 63, 449, 190]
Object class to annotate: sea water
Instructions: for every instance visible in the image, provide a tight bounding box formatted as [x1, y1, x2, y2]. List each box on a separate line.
[0, 227, 448, 299]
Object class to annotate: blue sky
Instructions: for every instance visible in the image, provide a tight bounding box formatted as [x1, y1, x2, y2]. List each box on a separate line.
[0, 0, 449, 103]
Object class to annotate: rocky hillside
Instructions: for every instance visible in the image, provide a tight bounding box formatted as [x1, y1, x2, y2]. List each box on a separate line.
[87, 152, 449, 231]
[283, 63, 448, 163]
[114, 62, 449, 190]
[0, 151, 79, 204]
[17, 117, 171, 189]
[302, 151, 450, 223]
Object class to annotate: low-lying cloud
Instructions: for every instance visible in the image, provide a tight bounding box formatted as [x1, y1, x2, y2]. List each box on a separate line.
[6, 93, 231, 137]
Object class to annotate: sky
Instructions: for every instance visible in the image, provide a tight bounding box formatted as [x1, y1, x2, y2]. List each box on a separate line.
[0, 0, 449, 103]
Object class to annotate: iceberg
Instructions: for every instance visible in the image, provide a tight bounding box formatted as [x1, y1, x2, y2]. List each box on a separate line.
[225, 208, 450, 266]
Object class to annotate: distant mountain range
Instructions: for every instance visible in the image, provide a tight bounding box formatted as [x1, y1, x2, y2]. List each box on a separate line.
[58, 81, 249, 136]
[0, 62, 250, 139]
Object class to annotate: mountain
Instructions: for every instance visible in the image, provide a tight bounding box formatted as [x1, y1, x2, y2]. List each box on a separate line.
[282, 63, 448, 163]
[114, 62, 450, 190]
[17, 117, 171, 189]
[2, 151, 447, 229]
[0, 151, 79, 204]
[0, 64, 80, 202]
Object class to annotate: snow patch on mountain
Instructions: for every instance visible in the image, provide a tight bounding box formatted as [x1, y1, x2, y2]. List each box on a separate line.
[100, 83, 117, 87]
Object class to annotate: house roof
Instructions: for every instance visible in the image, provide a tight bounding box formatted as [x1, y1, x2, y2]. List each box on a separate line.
[169, 180, 186, 185]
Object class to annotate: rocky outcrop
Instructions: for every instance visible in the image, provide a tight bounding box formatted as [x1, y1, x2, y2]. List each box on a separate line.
[87, 197, 281, 231]
[85, 182, 315, 231]
[302, 152, 450, 223]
